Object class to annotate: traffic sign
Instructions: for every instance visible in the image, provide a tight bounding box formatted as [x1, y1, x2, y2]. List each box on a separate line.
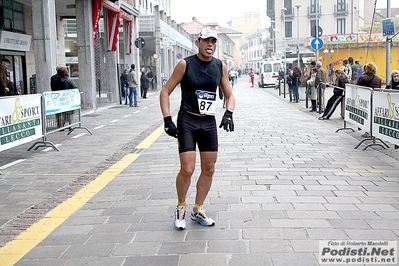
[311, 26, 323, 38]
[310, 38, 324, 51]
[135, 37, 145, 49]
[382, 18, 395, 36]
[176, 53, 182, 59]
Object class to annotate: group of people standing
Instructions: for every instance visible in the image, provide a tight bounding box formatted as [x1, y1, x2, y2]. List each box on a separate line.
[120, 66, 154, 107]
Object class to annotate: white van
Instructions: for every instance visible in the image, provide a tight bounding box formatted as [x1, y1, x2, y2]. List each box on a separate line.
[257, 58, 284, 88]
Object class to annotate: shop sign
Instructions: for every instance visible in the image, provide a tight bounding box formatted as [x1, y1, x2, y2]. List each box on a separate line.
[0, 31, 32, 52]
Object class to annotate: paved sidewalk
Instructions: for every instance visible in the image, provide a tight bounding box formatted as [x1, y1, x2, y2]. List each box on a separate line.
[1, 77, 399, 266]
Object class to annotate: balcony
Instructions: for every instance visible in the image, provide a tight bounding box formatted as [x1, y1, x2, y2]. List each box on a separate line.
[307, 5, 322, 18]
[334, 3, 348, 16]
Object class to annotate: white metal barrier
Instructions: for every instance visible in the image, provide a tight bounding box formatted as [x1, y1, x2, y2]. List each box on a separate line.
[0, 89, 92, 174]
[342, 84, 397, 150]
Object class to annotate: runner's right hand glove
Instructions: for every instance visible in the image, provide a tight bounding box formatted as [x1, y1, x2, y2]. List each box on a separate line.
[163, 116, 178, 138]
[219, 110, 234, 132]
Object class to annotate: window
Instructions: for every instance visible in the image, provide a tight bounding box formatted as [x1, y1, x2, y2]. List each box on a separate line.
[284, 0, 293, 15]
[0, 0, 25, 33]
[285, 21, 292, 38]
[63, 19, 77, 36]
[310, 0, 317, 13]
[337, 18, 346, 34]
[337, 0, 346, 11]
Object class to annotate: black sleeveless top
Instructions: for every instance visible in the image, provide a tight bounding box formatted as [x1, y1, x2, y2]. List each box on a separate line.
[180, 54, 222, 114]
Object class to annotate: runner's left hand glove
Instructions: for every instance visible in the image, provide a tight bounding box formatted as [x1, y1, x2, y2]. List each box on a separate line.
[219, 110, 234, 132]
[164, 116, 178, 138]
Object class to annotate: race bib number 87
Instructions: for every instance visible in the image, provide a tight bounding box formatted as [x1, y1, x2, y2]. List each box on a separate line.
[196, 90, 216, 115]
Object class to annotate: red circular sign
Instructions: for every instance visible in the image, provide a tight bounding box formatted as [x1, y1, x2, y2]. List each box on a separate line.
[153, 53, 159, 59]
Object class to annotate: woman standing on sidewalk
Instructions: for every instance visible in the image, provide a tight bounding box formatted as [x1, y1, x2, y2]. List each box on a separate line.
[292, 66, 302, 103]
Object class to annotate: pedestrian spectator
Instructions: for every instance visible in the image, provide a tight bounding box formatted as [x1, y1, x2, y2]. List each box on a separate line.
[50, 65, 64, 91]
[319, 69, 348, 120]
[159, 27, 236, 230]
[127, 64, 138, 107]
[286, 69, 294, 102]
[52, 66, 77, 130]
[348, 57, 358, 84]
[120, 69, 129, 100]
[292, 66, 302, 103]
[140, 67, 150, 99]
[228, 67, 236, 88]
[146, 67, 154, 90]
[307, 67, 318, 112]
[356, 62, 382, 138]
[50, 65, 64, 128]
[328, 64, 334, 85]
[276, 67, 285, 89]
[0, 58, 11, 96]
[385, 70, 399, 90]
[355, 59, 363, 80]
[356, 62, 382, 89]
[342, 59, 352, 81]
[315, 61, 327, 111]
[129, 64, 135, 73]
[249, 68, 255, 87]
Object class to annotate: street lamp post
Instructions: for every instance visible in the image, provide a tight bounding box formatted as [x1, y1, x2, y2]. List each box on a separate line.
[294, 3, 302, 69]
[281, 7, 287, 98]
[281, 7, 287, 70]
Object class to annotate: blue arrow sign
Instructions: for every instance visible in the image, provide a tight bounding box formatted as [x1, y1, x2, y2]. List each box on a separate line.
[310, 37, 324, 51]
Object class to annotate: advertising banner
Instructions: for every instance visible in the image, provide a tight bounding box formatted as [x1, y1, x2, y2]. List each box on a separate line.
[0, 95, 43, 152]
[344, 84, 372, 131]
[372, 90, 399, 146]
[42, 89, 81, 115]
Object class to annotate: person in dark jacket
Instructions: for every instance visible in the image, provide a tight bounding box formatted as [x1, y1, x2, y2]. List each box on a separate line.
[51, 66, 77, 129]
[356, 62, 382, 89]
[319, 69, 348, 120]
[120, 69, 129, 98]
[140, 67, 150, 98]
[146, 67, 154, 90]
[0, 58, 11, 96]
[356, 62, 382, 138]
[385, 70, 399, 90]
[292, 66, 302, 103]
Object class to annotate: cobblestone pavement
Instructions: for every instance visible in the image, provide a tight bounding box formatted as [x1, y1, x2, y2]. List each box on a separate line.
[0, 77, 398, 266]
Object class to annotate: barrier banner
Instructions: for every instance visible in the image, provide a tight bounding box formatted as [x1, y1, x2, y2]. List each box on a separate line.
[42, 89, 81, 115]
[344, 84, 372, 131]
[0, 95, 43, 152]
[372, 90, 399, 146]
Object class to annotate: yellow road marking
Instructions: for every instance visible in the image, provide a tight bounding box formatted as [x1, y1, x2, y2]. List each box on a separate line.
[0, 154, 139, 266]
[0, 115, 170, 265]
[135, 115, 176, 149]
[135, 124, 164, 149]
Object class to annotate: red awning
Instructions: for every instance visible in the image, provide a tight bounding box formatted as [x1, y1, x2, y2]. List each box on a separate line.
[107, 8, 121, 51]
[92, 0, 134, 53]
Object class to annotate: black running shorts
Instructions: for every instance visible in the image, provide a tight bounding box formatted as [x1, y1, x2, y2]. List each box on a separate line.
[177, 111, 218, 153]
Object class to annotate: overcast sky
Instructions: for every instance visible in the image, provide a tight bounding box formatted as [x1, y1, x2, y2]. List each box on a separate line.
[170, 0, 398, 26]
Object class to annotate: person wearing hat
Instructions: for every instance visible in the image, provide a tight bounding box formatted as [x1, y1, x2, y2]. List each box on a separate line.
[160, 27, 236, 230]
[0, 58, 11, 96]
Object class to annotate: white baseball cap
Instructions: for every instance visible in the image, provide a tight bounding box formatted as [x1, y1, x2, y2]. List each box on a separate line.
[198, 27, 218, 40]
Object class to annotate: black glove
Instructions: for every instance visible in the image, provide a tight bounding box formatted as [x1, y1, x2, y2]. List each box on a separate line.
[164, 116, 178, 138]
[219, 110, 234, 132]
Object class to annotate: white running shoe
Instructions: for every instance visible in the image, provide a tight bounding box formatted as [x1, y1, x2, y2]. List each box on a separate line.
[190, 209, 215, 227]
[173, 206, 186, 230]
